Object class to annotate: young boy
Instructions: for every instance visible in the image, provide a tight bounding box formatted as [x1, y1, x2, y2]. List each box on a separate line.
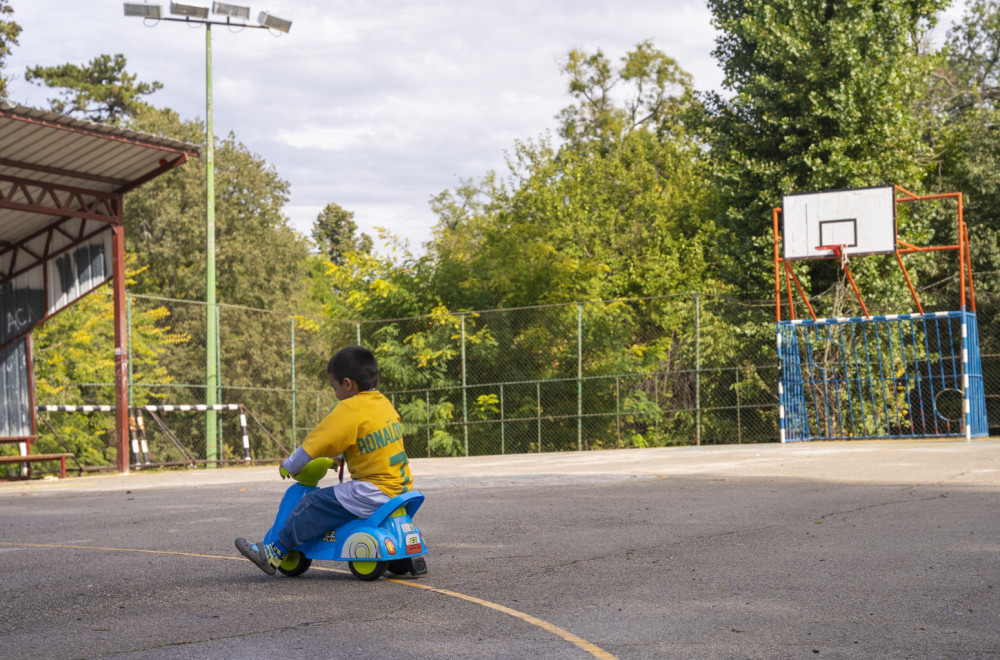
[235, 345, 413, 575]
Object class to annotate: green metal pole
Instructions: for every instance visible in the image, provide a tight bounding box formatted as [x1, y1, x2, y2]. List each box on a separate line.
[577, 303, 583, 451]
[500, 383, 505, 455]
[205, 22, 219, 466]
[695, 293, 701, 446]
[735, 366, 742, 444]
[126, 293, 133, 409]
[616, 377, 621, 448]
[215, 304, 222, 457]
[290, 315, 297, 448]
[536, 381, 541, 452]
[461, 314, 468, 457]
[126, 293, 135, 467]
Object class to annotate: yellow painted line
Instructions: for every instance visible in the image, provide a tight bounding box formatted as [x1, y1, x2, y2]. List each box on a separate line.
[0, 541, 247, 562]
[0, 541, 617, 660]
[385, 578, 618, 659]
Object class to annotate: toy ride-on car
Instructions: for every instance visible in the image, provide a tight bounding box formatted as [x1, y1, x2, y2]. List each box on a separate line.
[264, 457, 428, 581]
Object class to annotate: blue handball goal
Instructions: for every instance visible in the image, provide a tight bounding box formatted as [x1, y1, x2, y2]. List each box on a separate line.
[773, 186, 987, 442]
[777, 312, 987, 442]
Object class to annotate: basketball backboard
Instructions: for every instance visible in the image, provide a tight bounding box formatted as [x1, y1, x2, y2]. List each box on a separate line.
[781, 186, 896, 261]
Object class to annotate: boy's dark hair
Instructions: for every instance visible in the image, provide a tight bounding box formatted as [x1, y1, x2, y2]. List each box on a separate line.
[328, 345, 379, 391]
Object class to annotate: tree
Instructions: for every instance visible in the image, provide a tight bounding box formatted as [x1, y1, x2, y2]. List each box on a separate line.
[929, 0, 1000, 354]
[120, 106, 314, 447]
[25, 54, 163, 126]
[936, 1, 1000, 273]
[0, 0, 21, 100]
[558, 40, 695, 148]
[33, 258, 188, 465]
[120, 105, 311, 311]
[424, 42, 717, 308]
[311, 203, 372, 263]
[704, 0, 948, 302]
[936, 0, 1000, 115]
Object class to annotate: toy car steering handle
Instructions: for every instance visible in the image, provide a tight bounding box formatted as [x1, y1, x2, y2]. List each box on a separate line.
[280, 456, 341, 487]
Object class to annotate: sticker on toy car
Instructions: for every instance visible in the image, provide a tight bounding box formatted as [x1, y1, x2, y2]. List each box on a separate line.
[405, 533, 422, 554]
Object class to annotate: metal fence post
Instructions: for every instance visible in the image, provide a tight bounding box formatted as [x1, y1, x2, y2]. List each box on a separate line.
[615, 377, 621, 448]
[290, 315, 297, 448]
[500, 383, 505, 454]
[126, 293, 133, 409]
[696, 293, 701, 446]
[577, 302, 583, 451]
[536, 380, 542, 452]
[736, 365, 742, 444]
[461, 313, 468, 457]
[356, 322, 361, 345]
[216, 304, 223, 454]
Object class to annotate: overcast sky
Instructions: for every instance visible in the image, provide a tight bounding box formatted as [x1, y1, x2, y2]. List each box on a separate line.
[4, 1, 968, 252]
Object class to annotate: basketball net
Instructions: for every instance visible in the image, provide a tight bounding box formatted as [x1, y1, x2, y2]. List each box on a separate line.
[816, 244, 853, 317]
[817, 244, 848, 269]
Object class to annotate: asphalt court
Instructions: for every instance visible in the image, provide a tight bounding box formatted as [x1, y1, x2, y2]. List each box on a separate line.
[2, 439, 1000, 659]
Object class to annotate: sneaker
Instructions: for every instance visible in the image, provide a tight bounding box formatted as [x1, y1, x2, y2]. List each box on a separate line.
[235, 537, 284, 575]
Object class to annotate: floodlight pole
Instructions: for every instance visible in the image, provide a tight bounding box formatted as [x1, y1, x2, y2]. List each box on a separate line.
[124, 7, 292, 467]
[205, 22, 219, 466]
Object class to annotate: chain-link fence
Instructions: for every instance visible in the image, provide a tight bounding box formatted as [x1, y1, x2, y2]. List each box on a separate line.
[30, 282, 1000, 469]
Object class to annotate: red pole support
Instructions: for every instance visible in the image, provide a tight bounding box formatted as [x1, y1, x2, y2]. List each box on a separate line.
[773, 207, 782, 322]
[111, 209, 130, 475]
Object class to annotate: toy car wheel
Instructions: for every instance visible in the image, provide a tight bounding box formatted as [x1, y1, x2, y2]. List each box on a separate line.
[386, 559, 411, 576]
[278, 550, 312, 577]
[349, 560, 386, 581]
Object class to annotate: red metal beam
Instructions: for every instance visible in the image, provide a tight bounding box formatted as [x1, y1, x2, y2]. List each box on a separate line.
[0, 173, 122, 223]
[112, 223, 129, 475]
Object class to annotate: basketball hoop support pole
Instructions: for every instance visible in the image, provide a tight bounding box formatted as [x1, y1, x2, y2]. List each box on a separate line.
[840, 260, 870, 318]
[814, 244, 871, 318]
[783, 261, 817, 321]
[773, 207, 782, 322]
[895, 190, 976, 312]
[894, 251, 924, 314]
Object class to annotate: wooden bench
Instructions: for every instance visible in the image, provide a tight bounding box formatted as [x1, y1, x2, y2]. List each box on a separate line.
[0, 453, 75, 478]
[0, 436, 75, 479]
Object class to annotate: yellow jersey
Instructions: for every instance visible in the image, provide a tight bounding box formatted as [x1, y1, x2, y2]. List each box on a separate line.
[300, 391, 412, 496]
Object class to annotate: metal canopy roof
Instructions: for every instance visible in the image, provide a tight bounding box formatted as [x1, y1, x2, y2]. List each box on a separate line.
[0, 103, 201, 467]
[0, 101, 201, 251]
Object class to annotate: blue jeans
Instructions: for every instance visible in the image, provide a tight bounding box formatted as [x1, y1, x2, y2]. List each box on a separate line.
[278, 486, 359, 549]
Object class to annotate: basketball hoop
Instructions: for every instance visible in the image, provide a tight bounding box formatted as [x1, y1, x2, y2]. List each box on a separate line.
[816, 244, 848, 269]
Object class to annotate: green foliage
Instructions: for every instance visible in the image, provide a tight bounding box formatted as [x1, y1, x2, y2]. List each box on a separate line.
[0, 0, 21, 99]
[472, 393, 500, 420]
[33, 259, 189, 464]
[423, 43, 720, 310]
[705, 0, 947, 298]
[130, 116, 308, 300]
[939, 0, 1000, 115]
[311, 203, 373, 263]
[26, 54, 163, 126]
[559, 39, 696, 148]
[935, 1, 1000, 280]
[24, 5, 1000, 461]
[397, 396, 462, 457]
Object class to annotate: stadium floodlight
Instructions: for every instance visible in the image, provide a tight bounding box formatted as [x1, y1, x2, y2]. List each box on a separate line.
[123, 1, 290, 468]
[257, 11, 291, 32]
[123, 2, 163, 18]
[170, 1, 209, 18]
[212, 2, 251, 19]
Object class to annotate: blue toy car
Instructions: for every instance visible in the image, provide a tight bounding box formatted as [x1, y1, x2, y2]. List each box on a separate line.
[263, 458, 428, 581]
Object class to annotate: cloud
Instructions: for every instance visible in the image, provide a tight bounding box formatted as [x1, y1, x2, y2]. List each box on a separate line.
[9, 0, 725, 250]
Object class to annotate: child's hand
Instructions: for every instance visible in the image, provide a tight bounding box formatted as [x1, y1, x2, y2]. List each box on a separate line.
[279, 465, 291, 479]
